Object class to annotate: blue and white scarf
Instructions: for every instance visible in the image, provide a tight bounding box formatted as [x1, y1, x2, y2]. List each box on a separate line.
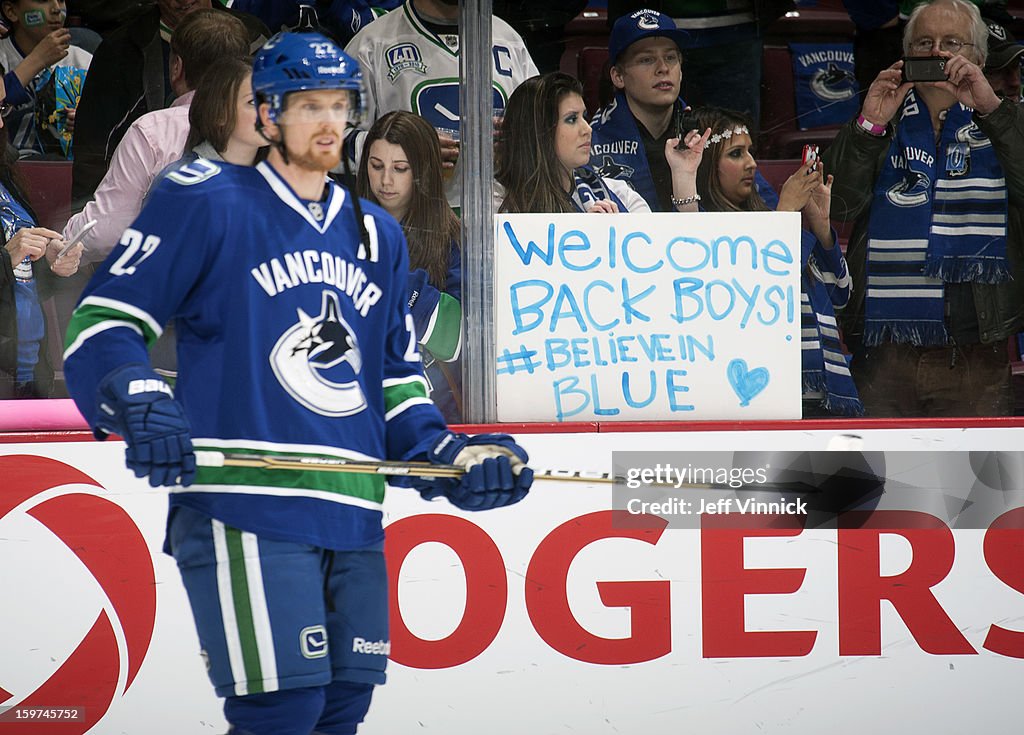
[864, 90, 1009, 346]
[572, 166, 629, 212]
[800, 231, 863, 416]
[590, 92, 686, 211]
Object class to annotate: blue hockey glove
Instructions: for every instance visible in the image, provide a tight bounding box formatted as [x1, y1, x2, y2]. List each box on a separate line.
[420, 431, 533, 511]
[94, 363, 196, 488]
[406, 268, 439, 340]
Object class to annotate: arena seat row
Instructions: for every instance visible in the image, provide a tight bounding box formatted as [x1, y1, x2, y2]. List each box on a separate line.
[561, 5, 858, 159]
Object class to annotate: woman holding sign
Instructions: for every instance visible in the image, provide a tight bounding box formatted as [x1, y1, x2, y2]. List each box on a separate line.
[356, 110, 463, 422]
[495, 72, 708, 214]
[691, 106, 864, 416]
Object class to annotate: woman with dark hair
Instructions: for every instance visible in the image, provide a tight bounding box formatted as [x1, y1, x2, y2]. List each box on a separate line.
[356, 110, 463, 422]
[182, 55, 264, 165]
[0, 140, 83, 396]
[495, 71, 706, 214]
[692, 105, 863, 416]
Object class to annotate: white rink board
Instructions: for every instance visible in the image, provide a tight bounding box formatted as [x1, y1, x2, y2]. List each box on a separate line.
[493, 213, 803, 422]
[1, 426, 1023, 735]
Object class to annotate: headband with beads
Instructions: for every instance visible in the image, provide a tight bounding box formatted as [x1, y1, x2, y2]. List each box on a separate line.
[703, 125, 749, 148]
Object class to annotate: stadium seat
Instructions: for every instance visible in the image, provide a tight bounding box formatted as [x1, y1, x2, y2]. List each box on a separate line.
[560, 6, 611, 112]
[17, 160, 73, 231]
[759, 44, 843, 159]
[756, 158, 799, 195]
[756, 157, 852, 252]
[763, 6, 856, 40]
[578, 46, 611, 115]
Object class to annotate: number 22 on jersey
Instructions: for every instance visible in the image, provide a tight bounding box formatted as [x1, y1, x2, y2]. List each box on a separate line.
[109, 228, 161, 277]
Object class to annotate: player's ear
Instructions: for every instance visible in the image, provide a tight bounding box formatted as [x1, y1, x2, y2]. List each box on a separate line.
[609, 64, 626, 91]
[258, 102, 278, 135]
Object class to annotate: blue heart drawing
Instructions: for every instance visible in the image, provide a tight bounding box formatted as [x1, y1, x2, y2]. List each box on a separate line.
[727, 358, 770, 407]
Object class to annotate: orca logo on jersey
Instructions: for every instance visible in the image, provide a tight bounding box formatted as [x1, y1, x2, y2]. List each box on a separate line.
[270, 290, 368, 417]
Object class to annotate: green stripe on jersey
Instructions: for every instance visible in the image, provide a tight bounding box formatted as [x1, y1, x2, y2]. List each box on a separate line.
[194, 447, 386, 504]
[64, 302, 161, 350]
[225, 528, 264, 694]
[383, 378, 428, 414]
[422, 293, 462, 362]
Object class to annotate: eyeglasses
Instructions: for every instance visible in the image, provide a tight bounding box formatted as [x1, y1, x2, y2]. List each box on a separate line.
[909, 37, 976, 54]
[625, 51, 682, 70]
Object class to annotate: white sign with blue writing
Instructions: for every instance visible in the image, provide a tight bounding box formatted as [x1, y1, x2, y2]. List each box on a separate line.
[494, 212, 803, 422]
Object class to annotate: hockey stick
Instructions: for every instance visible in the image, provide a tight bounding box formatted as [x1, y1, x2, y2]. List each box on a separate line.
[193, 451, 823, 493]
[194, 450, 615, 484]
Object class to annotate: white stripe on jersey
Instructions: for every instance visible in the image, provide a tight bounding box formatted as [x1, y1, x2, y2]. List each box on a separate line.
[213, 519, 250, 697]
[241, 531, 279, 693]
[63, 320, 145, 361]
[174, 483, 385, 512]
[385, 396, 434, 422]
[80, 295, 164, 338]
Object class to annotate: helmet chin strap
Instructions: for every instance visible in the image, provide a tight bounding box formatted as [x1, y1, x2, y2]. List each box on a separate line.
[256, 120, 290, 166]
[342, 150, 371, 259]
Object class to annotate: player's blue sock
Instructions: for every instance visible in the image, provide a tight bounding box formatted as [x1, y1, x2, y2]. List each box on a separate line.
[313, 681, 375, 735]
[225, 686, 325, 735]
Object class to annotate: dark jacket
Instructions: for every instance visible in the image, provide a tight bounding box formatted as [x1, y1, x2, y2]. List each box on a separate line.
[823, 97, 1024, 349]
[70, 4, 269, 204]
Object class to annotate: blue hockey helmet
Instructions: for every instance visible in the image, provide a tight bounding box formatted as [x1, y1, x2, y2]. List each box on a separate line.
[252, 32, 364, 124]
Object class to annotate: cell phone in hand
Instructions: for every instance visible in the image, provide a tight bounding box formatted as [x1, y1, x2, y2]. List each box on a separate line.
[902, 56, 947, 83]
[57, 219, 97, 258]
[801, 144, 820, 173]
[674, 107, 700, 149]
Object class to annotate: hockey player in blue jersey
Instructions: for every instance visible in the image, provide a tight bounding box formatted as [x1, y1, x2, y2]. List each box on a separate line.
[62, 32, 533, 735]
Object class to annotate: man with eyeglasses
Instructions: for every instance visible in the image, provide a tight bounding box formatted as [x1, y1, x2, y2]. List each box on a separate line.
[824, 0, 1024, 418]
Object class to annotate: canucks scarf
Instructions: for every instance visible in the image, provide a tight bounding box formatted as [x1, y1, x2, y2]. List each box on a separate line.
[800, 230, 863, 416]
[864, 90, 1009, 346]
[571, 166, 629, 212]
[590, 92, 686, 211]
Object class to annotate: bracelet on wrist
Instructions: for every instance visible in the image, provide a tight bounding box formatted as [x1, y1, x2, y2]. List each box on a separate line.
[671, 193, 701, 207]
[856, 114, 887, 136]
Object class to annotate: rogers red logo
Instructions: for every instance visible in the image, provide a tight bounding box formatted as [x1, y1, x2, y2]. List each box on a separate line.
[386, 509, 1024, 666]
[0, 455, 156, 733]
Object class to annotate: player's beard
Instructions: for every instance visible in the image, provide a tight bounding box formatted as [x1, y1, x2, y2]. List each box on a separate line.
[288, 127, 343, 172]
[290, 143, 342, 173]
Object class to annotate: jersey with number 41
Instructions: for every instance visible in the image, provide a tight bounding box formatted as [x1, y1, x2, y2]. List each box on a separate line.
[63, 159, 449, 551]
